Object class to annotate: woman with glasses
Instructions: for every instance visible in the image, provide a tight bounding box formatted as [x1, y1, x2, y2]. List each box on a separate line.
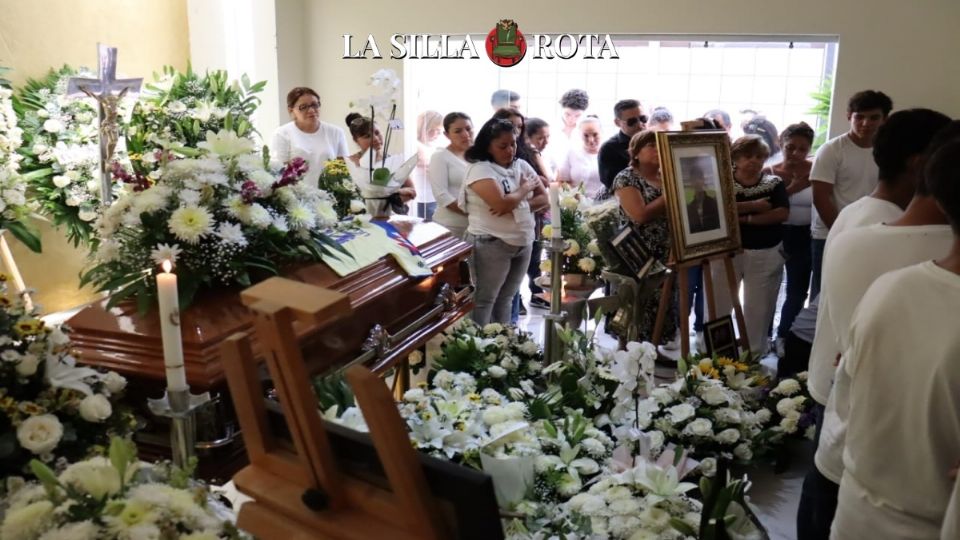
[271, 87, 349, 187]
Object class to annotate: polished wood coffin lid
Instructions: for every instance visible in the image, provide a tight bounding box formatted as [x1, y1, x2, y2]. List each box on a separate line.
[66, 220, 472, 387]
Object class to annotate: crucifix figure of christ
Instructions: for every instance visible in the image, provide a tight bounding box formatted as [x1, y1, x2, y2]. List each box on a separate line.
[67, 43, 142, 207]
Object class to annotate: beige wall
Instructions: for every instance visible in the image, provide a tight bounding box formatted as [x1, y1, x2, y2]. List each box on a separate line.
[295, 0, 960, 148]
[0, 0, 190, 312]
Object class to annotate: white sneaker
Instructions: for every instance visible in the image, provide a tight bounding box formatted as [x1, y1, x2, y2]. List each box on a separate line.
[662, 335, 680, 351]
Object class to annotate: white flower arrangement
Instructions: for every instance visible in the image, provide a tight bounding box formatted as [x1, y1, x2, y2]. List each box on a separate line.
[543, 185, 605, 280]
[0, 438, 244, 540]
[80, 130, 351, 311]
[0, 276, 135, 476]
[0, 85, 23, 172]
[14, 66, 133, 246]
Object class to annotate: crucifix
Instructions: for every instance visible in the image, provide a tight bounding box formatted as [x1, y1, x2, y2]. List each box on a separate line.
[67, 43, 142, 207]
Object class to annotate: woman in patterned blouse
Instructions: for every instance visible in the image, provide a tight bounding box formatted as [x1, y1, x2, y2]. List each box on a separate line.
[710, 135, 790, 357]
[613, 130, 678, 348]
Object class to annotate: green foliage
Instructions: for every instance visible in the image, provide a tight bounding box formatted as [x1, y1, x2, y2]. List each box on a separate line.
[808, 76, 834, 152]
[313, 370, 356, 414]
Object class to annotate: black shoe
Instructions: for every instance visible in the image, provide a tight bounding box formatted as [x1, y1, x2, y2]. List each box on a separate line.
[529, 296, 551, 310]
[519, 302, 527, 315]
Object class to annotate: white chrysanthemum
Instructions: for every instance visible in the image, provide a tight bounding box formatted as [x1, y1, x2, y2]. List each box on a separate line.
[315, 200, 338, 225]
[578, 257, 597, 273]
[271, 214, 289, 232]
[42, 119, 63, 133]
[179, 189, 202, 207]
[287, 204, 316, 230]
[216, 222, 248, 246]
[0, 500, 55, 540]
[131, 185, 171, 215]
[38, 521, 101, 540]
[96, 239, 122, 263]
[223, 195, 245, 218]
[168, 205, 214, 244]
[150, 243, 183, 267]
[59, 457, 121, 499]
[246, 204, 273, 229]
[587, 239, 601, 255]
[560, 196, 578, 211]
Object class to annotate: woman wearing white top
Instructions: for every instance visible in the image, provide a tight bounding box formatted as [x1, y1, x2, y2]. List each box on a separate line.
[462, 118, 548, 325]
[344, 113, 416, 216]
[271, 87, 349, 187]
[557, 115, 603, 198]
[428, 112, 473, 239]
[413, 110, 443, 221]
[768, 122, 814, 350]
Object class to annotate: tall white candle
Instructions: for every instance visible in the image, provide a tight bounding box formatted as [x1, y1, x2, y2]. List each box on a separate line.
[156, 260, 187, 392]
[548, 182, 562, 238]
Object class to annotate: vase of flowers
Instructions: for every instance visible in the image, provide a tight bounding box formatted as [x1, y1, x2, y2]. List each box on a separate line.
[539, 187, 604, 291]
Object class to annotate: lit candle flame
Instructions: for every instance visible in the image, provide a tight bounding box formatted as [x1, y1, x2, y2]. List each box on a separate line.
[162, 260, 172, 273]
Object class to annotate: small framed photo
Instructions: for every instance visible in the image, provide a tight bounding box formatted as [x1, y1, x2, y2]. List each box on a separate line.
[704, 315, 739, 359]
[656, 131, 741, 263]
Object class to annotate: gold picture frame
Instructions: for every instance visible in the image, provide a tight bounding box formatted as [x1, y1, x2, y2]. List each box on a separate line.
[656, 131, 741, 263]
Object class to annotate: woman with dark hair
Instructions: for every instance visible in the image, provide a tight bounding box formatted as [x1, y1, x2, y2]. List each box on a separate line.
[742, 115, 782, 165]
[461, 118, 548, 324]
[344, 113, 415, 215]
[428, 112, 473, 239]
[710, 135, 789, 357]
[769, 122, 815, 355]
[525, 118, 556, 180]
[271, 87, 349, 186]
[493, 108, 552, 313]
[613, 130, 678, 348]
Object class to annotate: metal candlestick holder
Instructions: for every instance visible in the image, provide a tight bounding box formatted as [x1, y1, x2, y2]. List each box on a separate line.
[543, 236, 567, 364]
[147, 388, 211, 468]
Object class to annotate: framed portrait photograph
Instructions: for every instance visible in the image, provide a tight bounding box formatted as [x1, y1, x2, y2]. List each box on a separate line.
[656, 131, 741, 263]
[704, 315, 739, 359]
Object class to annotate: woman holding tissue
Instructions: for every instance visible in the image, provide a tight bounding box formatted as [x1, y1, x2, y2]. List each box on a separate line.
[345, 113, 416, 216]
[613, 129, 678, 347]
[463, 118, 548, 325]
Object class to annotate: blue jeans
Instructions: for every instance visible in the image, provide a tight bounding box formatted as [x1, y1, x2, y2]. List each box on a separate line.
[687, 266, 704, 332]
[417, 201, 436, 221]
[467, 234, 532, 325]
[778, 225, 813, 337]
[810, 238, 826, 301]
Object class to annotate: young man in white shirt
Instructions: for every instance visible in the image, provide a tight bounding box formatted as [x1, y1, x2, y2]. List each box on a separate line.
[809, 90, 893, 299]
[830, 134, 960, 539]
[796, 110, 952, 540]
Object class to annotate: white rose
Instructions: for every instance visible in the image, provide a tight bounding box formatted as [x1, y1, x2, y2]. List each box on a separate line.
[78, 394, 113, 423]
[499, 355, 519, 371]
[17, 414, 63, 455]
[647, 430, 665, 450]
[349, 200, 366, 214]
[650, 387, 674, 405]
[407, 350, 424, 367]
[754, 408, 772, 424]
[52, 175, 72, 188]
[683, 418, 714, 437]
[700, 384, 731, 406]
[480, 388, 502, 404]
[571, 457, 600, 475]
[101, 371, 127, 394]
[42, 119, 63, 133]
[715, 428, 741, 444]
[773, 378, 802, 396]
[667, 403, 695, 423]
[59, 458, 122, 499]
[65, 196, 81, 207]
[734, 443, 753, 461]
[698, 456, 717, 477]
[78, 209, 98, 222]
[504, 401, 527, 420]
[15, 354, 40, 377]
[487, 365, 507, 379]
[518, 340, 539, 356]
[714, 407, 742, 424]
[432, 370, 454, 389]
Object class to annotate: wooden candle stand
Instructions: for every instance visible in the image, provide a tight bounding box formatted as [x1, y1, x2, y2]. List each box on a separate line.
[221, 277, 452, 539]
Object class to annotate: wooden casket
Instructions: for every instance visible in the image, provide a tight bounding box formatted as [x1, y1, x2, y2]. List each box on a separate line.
[65, 220, 473, 482]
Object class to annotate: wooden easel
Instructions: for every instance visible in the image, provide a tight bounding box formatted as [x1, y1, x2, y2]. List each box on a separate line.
[220, 277, 449, 540]
[651, 250, 749, 359]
